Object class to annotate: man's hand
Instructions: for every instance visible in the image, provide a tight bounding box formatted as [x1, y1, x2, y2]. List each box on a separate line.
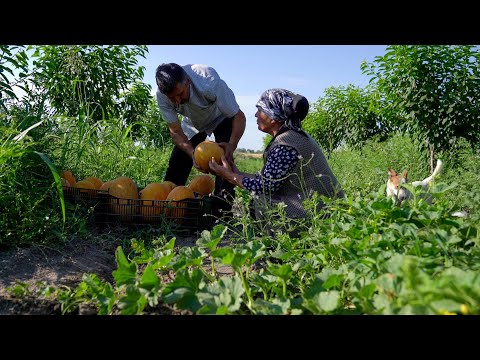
[168, 121, 196, 158]
[218, 142, 236, 167]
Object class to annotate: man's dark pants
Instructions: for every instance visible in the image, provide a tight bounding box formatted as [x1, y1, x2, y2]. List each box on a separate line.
[164, 117, 236, 214]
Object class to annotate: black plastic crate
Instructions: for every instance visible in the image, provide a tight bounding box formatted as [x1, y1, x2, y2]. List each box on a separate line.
[94, 192, 215, 233]
[63, 186, 216, 233]
[63, 186, 101, 205]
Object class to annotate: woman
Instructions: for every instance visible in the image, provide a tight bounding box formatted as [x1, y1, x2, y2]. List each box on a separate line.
[209, 88, 344, 232]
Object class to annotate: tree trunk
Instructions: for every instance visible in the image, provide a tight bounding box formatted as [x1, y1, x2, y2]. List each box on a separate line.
[430, 144, 435, 173]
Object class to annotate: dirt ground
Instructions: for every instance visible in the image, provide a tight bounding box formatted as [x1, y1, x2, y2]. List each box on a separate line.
[0, 228, 235, 315]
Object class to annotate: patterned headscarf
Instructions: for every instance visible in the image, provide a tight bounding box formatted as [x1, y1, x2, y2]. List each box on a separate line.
[256, 88, 302, 131]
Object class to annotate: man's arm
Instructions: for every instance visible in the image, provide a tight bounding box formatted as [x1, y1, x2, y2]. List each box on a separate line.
[218, 109, 246, 164]
[168, 122, 206, 172]
[168, 122, 195, 157]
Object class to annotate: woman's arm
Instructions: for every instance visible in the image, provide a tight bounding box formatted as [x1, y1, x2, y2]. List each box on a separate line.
[209, 145, 300, 194]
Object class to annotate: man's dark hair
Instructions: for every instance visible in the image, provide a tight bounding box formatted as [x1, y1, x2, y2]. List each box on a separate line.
[155, 63, 188, 94]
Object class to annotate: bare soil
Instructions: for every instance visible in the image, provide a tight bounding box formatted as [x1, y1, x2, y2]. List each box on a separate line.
[0, 228, 235, 315]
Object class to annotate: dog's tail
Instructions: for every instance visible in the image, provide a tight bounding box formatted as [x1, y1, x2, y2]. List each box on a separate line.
[412, 159, 444, 187]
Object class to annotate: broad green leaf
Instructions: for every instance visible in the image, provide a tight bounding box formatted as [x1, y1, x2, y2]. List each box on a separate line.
[113, 246, 137, 286]
[139, 264, 160, 292]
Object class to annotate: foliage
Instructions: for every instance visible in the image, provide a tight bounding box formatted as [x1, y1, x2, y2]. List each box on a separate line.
[117, 81, 154, 141]
[0, 45, 29, 112]
[262, 133, 272, 150]
[29, 45, 150, 123]
[0, 44, 173, 247]
[6, 130, 480, 314]
[302, 84, 398, 154]
[2, 44, 480, 314]
[0, 122, 73, 247]
[37, 188, 480, 315]
[361, 45, 480, 161]
[329, 133, 426, 197]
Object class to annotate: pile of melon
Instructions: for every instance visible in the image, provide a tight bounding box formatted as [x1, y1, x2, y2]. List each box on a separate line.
[59, 169, 215, 223]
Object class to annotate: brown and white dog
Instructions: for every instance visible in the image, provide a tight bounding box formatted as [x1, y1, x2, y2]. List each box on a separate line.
[387, 159, 468, 217]
[386, 159, 444, 205]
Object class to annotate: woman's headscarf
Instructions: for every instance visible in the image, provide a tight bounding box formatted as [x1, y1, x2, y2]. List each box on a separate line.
[255, 88, 308, 131]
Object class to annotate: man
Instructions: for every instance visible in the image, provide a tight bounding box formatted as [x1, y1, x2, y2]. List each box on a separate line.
[155, 63, 246, 213]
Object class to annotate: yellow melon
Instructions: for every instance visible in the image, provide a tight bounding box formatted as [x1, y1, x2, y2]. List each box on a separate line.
[188, 174, 215, 196]
[99, 180, 115, 192]
[60, 170, 76, 186]
[165, 185, 195, 219]
[83, 176, 103, 190]
[193, 140, 224, 173]
[108, 176, 138, 199]
[60, 177, 71, 189]
[161, 181, 177, 192]
[73, 179, 97, 196]
[108, 176, 139, 221]
[139, 182, 171, 219]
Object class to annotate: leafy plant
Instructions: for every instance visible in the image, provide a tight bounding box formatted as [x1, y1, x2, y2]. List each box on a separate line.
[361, 45, 480, 166]
[30, 45, 150, 123]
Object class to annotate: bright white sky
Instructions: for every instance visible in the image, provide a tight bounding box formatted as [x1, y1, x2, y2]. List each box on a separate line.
[138, 45, 388, 150]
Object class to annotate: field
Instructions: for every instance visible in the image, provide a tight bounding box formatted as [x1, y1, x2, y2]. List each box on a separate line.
[1, 134, 479, 315]
[2, 44, 479, 315]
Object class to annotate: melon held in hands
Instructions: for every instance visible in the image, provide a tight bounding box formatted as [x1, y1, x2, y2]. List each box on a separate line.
[194, 140, 224, 173]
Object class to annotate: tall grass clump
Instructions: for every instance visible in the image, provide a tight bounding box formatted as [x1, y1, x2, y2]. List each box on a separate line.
[48, 113, 172, 187]
[328, 132, 480, 215]
[0, 118, 71, 248]
[328, 133, 425, 197]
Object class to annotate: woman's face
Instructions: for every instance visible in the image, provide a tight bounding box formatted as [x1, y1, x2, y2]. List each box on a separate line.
[255, 109, 275, 134]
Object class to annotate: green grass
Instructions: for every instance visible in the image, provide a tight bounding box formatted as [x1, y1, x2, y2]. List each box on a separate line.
[2, 107, 480, 315]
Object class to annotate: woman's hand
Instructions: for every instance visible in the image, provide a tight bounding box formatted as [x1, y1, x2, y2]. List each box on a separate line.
[209, 155, 231, 176]
[209, 155, 245, 188]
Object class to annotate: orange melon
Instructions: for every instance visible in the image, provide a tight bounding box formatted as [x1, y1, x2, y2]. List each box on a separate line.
[188, 174, 215, 196]
[60, 178, 71, 189]
[193, 140, 224, 173]
[108, 176, 138, 199]
[108, 176, 139, 221]
[165, 185, 195, 219]
[74, 179, 97, 195]
[99, 180, 115, 192]
[161, 181, 177, 192]
[139, 182, 171, 219]
[60, 170, 76, 186]
[83, 176, 103, 190]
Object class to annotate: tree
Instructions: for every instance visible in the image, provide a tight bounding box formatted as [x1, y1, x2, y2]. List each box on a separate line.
[134, 97, 173, 149]
[361, 45, 480, 168]
[0, 45, 29, 113]
[30, 45, 149, 123]
[302, 84, 397, 155]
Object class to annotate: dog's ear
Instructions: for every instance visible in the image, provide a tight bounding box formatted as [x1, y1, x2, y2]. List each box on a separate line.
[403, 170, 408, 181]
[388, 168, 397, 177]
